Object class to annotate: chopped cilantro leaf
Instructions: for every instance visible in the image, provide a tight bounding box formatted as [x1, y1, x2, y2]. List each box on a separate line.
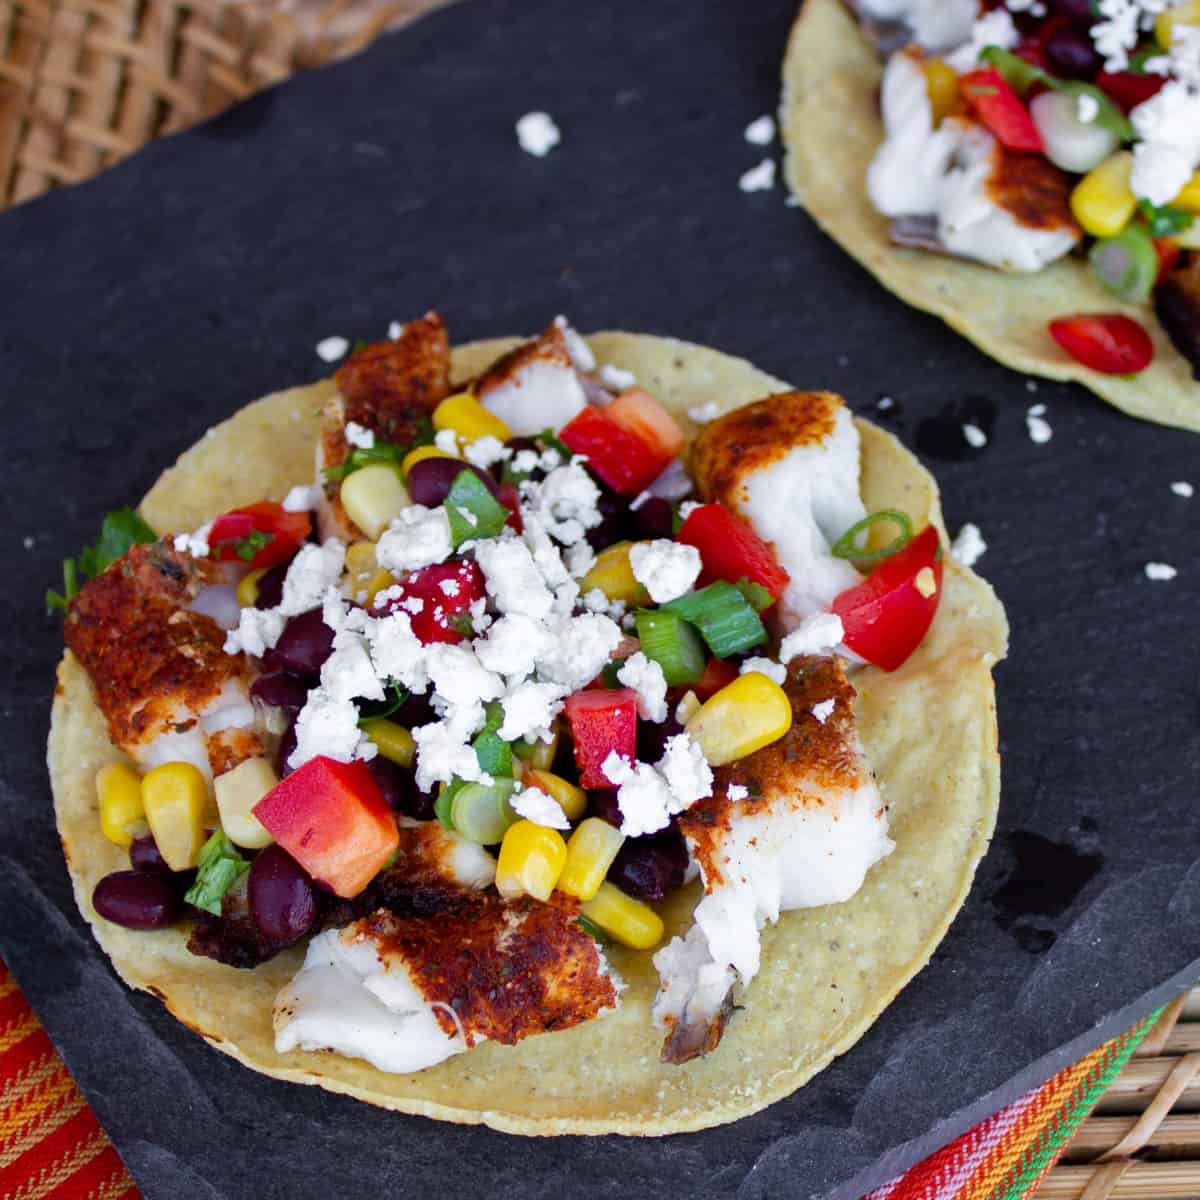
[234, 529, 273, 562]
[47, 507, 157, 615]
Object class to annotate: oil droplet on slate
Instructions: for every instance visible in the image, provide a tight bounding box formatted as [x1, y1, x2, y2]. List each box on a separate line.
[915, 395, 996, 462]
[990, 831, 1104, 952]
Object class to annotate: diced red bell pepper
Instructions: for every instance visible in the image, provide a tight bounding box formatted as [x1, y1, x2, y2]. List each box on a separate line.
[833, 525, 943, 673]
[1047, 314, 1155, 375]
[692, 656, 739, 699]
[605, 388, 687, 460]
[253, 757, 398, 898]
[959, 67, 1044, 152]
[1095, 70, 1166, 114]
[564, 688, 638, 788]
[676, 503, 790, 603]
[1154, 239, 1182, 286]
[373, 559, 484, 644]
[208, 501, 311, 569]
[558, 406, 671, 496]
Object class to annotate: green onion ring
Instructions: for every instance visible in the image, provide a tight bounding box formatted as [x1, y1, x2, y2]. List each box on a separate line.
[831, 510, 913, 565]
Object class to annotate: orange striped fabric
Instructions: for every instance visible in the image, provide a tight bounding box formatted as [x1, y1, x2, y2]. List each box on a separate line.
[0, 963, 139, 1200]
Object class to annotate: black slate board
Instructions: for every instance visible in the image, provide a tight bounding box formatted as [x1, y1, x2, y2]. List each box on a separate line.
[1, 1, 1198, 1197]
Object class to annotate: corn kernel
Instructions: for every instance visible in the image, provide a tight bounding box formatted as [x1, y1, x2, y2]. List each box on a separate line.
[675, 690, 701, 725]
[580, 542, 647, 604]
[686, 671, 793, 766]
[495, 820, 567, 902]
[96, 762, 145, 848]
[558, 818, 625, 901]
[523, 769, 587, 822]
[236, 567, 268, 609]
[141, 762, 209, 871]
[433, 392, 512, 444]
[923, 58, 960, 125]
[340, 465, 411, 540]
[1156, 2, 1200, 54]
[1070, 152, 1136, 239]
[580, 882, 664, 949]
[361, 718, 415, 768]
[402, 444, 457, 477]
[214, 757, 276, 849]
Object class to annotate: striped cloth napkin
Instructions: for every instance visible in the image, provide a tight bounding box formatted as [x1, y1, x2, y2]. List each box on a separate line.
[0, 958, 1155, 1200]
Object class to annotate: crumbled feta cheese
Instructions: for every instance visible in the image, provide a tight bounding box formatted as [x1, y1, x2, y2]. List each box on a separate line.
[280, 540, 346, 617]
[474, 613, 554, 679]
[316, 336, 349, 363]
[744, 115, 776, 145]
[512, 449, 540, 475]
[511, 786, 571, 830]
[657, 734, 713, 812]
[282, 484, 322, 513]
[401, 596, 425, 615]
[367, 611, 430, 694]
[516, 111, 560, 157]
[538, 613, 622, 692]
[962, 423, 988, 449]
[497, 680, 562, 742]
[566, 541, 597, 579]
[629, 540, 702, 604]
[1145, 561, 1178, 581]
[554, 316, 596, 371]
[522, 462, 603, 545]
[726, 783, 749, 803]
[172, 521, 213, 559]
[740, 657, 787, 686]
[475, 537, 554, 619]
[602, 753, 673, 837]
[811, 699, 836, 724]
[289, 690, 372, 769]
[618, 652, 669, 723]
[951, 522, 988, 568]
[877, 395, 896, 411]
[22, 536, 34, 550]
[223, 607, 286, 657]
[739, 158, 776, 192]
[600, 364, 637, 391]
[779, 612, 845, 661]
[463, 435, 508, 471]
[424, 644, 503, 716]
[1026, 406, 1053, 444]
[945, 9, 1019, 73]
[687, 401, 722, 424]
[345, 421, 375, 450]
[412, 720, 484, 791]
[914, 566, 938, 598]
[377, 506, 452, 573]
[677, 500, 704, 522]
[1170, 481, 1194, 498]
[1130, 80, 1200, 205]
[320, 638, 385, 704]
[434, 429, 462, 456]
[388, 321, 404, 340]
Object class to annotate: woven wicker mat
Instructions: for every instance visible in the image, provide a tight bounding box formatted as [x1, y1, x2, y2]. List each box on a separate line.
[0, 0, 456, 208]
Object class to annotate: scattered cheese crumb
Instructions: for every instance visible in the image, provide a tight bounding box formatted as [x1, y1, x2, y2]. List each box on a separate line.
[726, 784, 749, 803]
[1144, 561, 1178, 581]
[511, 786, 570, 830]
[516, 111, 560, 157]
[811, 699, 836, 724]
[600, 364, 637, 391]
[172, 521, 213, 559]
[316, 336, 349, 363]
[876, 395, 896, 412]
[282, 484, 321, 513]
[914, 566, 938, 598]
[744, 115, 776, 145]
[962, 423, 988, 449]
[618, 652, 669, 723]
[1170, 481, 1193, 498]
[740, 656, 787, 686]
[629, 540, 702, 604]
[951, 522, 987, 568]
[739, 158, 776, 192]
[388, 321, 404, 340]
[22, 535, 34, 550]
[376, 506, 452, 573]
[1026, 405, 1053, 444]
[687, 401, 722, 424]
[345, 421, 375, 450]
[779, 612, 845, 661]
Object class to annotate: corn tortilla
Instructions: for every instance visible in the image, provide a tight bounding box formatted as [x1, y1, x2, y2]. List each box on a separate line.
[780, 0, 1200, 434]
[49, 332, 1007, 1134]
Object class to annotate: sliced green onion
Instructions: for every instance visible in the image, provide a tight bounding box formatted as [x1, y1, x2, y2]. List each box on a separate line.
[733, 577, 774, 613]
[445, 470, 510, 546]
[831, 510, 913, 565]
[1138, 199, 1194, 240]
[979, 47, 1134, 139]
[663, 581, 767, 658]
[450, 778, 520, 844]
[435, 778, 467, 830]
[184, 831, 250, 916]
[472, 702, 513, 778]
[635, 609, 706, 685]
[1089, 223, 1158, 304]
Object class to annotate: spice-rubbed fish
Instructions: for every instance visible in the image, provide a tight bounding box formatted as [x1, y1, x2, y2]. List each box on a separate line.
[690, 391, 866, 626]
[474, 321, 588, 435]
[64, 542, 272, 781]
[654, 656, 893, 1063]
[274, 897, 621, 1074]
[316, 311, 452, 541]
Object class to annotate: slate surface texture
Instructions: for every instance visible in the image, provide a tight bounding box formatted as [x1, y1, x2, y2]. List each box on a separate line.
[1, 1, 1197, 1197]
